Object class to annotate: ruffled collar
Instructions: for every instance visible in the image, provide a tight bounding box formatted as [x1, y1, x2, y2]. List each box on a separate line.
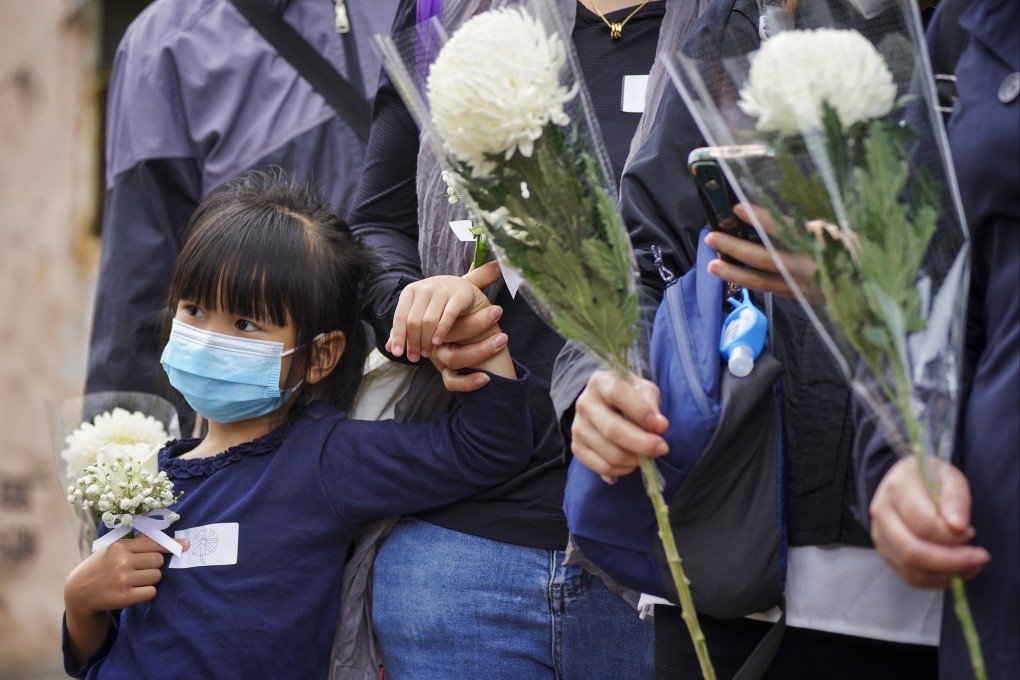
[159, 416, 296, 479]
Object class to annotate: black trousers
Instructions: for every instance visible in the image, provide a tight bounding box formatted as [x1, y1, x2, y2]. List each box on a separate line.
[654, 605, 939, 680]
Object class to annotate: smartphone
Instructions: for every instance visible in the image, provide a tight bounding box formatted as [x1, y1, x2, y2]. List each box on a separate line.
[688, 145, 768, 251]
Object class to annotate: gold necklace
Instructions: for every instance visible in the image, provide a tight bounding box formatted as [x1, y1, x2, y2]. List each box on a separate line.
[588, 1, 652, 40]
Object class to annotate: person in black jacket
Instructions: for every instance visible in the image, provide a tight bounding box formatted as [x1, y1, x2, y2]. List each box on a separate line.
[567, 1, 942, 677]
[348, 1, 713, 677]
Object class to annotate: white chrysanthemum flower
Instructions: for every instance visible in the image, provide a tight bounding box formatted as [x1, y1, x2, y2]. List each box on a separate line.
[61, 408, 170, 481]
[427, 7, 579, 178]
[738, 28, 897, 136]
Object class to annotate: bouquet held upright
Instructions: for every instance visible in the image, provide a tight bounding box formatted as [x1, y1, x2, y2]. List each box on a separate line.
[375, 3, 717, 677]
[666, 0, 983, 675]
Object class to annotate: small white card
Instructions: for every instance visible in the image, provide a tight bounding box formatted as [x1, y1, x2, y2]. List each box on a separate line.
[621, 74, 649, 113]
[169, 522, 239, 568]
[449, 219, 477, 242]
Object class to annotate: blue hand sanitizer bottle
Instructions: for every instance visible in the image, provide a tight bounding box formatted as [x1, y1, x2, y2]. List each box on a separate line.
[719, 289, 768, 377]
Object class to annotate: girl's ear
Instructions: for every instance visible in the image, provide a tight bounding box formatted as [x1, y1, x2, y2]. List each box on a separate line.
[306, 331, 346, 385]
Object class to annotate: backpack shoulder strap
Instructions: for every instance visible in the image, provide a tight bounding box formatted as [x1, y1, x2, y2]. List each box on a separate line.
[228, 0, 371, 141]
[932, 0, 973, 116]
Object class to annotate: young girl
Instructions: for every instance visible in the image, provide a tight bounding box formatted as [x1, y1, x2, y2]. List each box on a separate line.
[62, 171, 531, 679]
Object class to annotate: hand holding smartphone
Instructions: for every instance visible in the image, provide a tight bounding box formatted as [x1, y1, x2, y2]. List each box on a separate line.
[688, 145, 768, 261]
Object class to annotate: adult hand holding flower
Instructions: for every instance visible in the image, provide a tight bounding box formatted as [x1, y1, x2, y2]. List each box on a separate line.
[869, 457, 989, 589]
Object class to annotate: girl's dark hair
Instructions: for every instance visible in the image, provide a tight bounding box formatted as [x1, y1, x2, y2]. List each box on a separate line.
[164, 170, 378, 412]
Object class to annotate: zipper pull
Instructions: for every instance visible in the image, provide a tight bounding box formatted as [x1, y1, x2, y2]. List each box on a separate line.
[334, 0, 350, 34]
[651, 245, 676, 285]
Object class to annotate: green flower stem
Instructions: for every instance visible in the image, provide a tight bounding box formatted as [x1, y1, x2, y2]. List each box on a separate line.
[892, 361, 987, 680]
[639, 454, 717, 680]
[470, 234, 489, 271]
[951, 573, 987, 680]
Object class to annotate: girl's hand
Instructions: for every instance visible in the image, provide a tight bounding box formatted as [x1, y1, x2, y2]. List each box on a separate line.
[64, 536, 188, 666]
[388, 261, 503, 362]
[570, 370, 669, 483]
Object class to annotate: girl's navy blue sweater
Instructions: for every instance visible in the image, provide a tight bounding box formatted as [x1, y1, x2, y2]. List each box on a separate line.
[63, 370, 531, 679]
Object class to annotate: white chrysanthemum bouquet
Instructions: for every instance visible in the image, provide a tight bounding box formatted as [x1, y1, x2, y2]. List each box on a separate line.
[668, 2, 982, 675]
[53, 394, 183, 557]
[375, 3, 715, 677]
[411, 5, 641, 371]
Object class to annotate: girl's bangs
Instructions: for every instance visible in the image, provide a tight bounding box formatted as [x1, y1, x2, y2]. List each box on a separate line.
[173, 211, 304, 327]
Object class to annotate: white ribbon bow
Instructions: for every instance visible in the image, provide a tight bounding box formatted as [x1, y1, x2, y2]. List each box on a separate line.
[92, 509, 183, 556]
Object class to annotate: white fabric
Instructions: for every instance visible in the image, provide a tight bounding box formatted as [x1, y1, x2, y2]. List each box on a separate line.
[749, 545, 942, 645]
[644, 545, 942, 646]
[349, 349, 416, 421]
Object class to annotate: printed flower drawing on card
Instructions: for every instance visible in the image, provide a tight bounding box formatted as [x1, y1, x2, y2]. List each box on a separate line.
[191, 527, 219, 565]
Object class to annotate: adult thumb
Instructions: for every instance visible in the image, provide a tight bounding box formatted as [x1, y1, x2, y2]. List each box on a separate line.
[462, 259, 502, 290]
[938, 464, 973, 534]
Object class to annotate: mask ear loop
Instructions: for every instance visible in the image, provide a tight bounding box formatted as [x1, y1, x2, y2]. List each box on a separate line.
[281, 332, 327, 357]
[281, 333, 331, 398]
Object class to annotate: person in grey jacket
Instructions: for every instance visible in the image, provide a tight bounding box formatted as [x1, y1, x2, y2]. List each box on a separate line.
[85, 0, 398, 421]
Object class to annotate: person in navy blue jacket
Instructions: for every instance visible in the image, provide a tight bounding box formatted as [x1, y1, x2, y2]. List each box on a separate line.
[62, 172, 532, 680]
[861, 0, 1019, 677]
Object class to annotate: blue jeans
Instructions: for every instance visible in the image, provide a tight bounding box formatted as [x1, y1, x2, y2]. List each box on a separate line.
[372, 518, 654, 679]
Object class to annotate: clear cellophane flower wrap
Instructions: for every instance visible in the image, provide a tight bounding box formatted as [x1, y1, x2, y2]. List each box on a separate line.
[666, 1, 983, 676]
[374, 3, 717, 677]
[49, 391, 182, 558]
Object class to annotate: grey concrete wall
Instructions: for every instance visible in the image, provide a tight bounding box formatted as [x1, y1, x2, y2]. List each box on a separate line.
[0, 1, 99, 676]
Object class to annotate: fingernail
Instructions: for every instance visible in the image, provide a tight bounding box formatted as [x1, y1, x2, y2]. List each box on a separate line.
[945, 509, 966, 528]
[420, 349, 430, 359]
[600, 475, 618, 485]
[492, 333, 508, 348]
[408, 352, 419, 362]
[432, 335, 443, 346]
[476, 375, 491, 388]
[178, 539, 190, 551]
[490, 306, 503, 320]
[392, 344, 403, 357]
[654, 441, 669, 456]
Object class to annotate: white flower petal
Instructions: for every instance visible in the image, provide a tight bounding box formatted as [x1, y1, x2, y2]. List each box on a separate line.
[738, 28, 897, 136]
[427, 7, 578, 177]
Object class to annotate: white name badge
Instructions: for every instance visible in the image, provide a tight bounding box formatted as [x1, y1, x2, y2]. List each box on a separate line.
[169, 522, 239, 568]
[449, 219, 476, 242]
[621, 74, 649, 113]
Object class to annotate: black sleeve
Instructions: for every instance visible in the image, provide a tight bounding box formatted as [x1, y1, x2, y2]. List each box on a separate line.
[350, 0, 423, 351]
[621, 85, 708, 297]
[85, 157, 202, 401]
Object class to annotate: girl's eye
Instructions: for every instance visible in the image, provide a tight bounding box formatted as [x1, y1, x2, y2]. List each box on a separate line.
[235, 319, 259, 332]
[183, 304, 204, 318]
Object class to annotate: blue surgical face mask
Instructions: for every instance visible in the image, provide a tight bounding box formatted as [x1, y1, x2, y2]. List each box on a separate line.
[160, 319, 309, 423]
